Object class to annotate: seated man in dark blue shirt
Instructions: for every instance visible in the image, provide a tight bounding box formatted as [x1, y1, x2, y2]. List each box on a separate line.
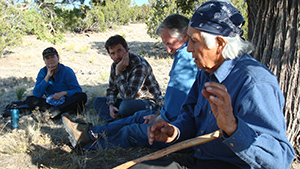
[131, 1, 295, 169]
[25, 47, 87, 118]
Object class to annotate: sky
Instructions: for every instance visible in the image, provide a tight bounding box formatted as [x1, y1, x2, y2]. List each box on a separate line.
[132, 0, 149, 6]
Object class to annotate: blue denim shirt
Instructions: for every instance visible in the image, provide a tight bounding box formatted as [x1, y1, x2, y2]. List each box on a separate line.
[33, 63, 82, 99]
[160, 42, 199, 122]
[172, 54, 295, 168]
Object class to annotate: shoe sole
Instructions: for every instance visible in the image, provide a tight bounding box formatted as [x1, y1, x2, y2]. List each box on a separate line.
[62, 116, 78, 148]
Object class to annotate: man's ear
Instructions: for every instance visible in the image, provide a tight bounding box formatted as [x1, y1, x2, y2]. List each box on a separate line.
[182, 29, 188, 39]
[216, 36, 226, 54]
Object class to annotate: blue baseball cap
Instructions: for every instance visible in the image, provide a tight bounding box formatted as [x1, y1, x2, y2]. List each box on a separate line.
[189, 0, 245, 37]
[42, 47, 58, 58]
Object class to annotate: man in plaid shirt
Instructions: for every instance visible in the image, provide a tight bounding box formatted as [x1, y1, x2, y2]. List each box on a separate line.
[93, 35, 164, 122]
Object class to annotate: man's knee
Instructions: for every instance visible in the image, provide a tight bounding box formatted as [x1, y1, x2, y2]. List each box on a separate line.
[93, 97, 106, 107]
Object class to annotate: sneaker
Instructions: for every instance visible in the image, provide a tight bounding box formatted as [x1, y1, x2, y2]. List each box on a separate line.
[62, 113, 91, 148]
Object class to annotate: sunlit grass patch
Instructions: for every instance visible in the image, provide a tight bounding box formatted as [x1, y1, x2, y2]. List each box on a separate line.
[78, 46, 90, 54]
[64, 44, 75, 51]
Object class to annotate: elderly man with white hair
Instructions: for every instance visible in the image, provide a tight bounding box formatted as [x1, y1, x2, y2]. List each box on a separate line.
[132, 0, 295, 169]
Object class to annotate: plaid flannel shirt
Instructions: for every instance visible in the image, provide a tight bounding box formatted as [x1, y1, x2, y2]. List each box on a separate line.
[106, 53, 164, 107]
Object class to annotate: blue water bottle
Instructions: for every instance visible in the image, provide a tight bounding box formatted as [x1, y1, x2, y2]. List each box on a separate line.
[11, 104, 19, 130]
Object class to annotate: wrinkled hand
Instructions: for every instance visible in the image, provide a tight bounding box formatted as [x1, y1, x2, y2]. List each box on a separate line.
[202, 82, 237, 136]
[109, 104, 119, 119]
[147, 121, 178, 145]
[116, 52, 129, 75]
[143, 114, 164, 124]
[143, 114, 158, 124]
[53, 91, 67, 100]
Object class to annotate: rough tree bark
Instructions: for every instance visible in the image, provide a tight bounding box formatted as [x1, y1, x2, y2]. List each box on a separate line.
[247, 0, 300, 161]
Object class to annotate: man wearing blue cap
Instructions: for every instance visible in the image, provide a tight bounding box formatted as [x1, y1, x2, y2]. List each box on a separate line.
[132, 0, 295, 168]
[25, 47, 87, 118]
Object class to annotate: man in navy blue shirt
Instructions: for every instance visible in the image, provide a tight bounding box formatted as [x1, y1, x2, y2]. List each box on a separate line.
[132, 1, 295, 169]
[62, 14, 199, 150]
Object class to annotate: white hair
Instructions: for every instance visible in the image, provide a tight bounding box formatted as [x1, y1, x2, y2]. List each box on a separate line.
[200, 31, 254, 60]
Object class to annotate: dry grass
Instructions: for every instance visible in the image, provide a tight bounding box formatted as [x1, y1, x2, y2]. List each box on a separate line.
[0, 23, 299, 169]
[0, 23, 174, 169]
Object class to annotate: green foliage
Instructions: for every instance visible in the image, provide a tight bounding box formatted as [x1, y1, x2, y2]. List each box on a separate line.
[146, 0, 249, 39]
[130, 4, 151, 22]
[231, 0, 248, 39]
[16, 87, 26, 100]
[0, 0, 149, 56]
[100, 0, 132, 26]
[146, 0, 178, 38]
[0, 2, 23, 56]
[81, 5, 107, 32]
[78, 45, 90, 54]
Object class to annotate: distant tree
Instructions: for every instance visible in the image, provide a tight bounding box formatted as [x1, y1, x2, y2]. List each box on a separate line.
[146, 0, 178, 38]
[146, 0, 247, 38]
[0, 2, 23, 57]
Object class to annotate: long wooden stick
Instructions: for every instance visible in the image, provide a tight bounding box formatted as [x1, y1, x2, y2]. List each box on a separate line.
[113, 129, 222, 169]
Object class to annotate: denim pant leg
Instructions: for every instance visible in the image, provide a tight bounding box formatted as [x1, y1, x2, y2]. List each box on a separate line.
[89, 109, 153, 137]
[86, 110, 164, 150]
[118, 99, 159, 118]
[93, 97, 124, 121]
[93, 97, 110, 121]
[92, 123, 171, 149]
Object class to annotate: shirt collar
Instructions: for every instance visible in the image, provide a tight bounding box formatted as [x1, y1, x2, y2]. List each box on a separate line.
[177, 41, 188, 52]
[174, 41, 188, 58]
[212, 56, 239, 83]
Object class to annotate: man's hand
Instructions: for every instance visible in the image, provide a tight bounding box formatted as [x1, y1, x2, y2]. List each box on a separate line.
[44, 66, 56, 82]
[109, 104, 119, 119]
[143, 114, 164, 124]
[143, 114, 158, 124]
[202, 82, 237, 136]
[147, 121, 178, 145]
[116, 52, 129, 75]
[53, 91, 67, 100]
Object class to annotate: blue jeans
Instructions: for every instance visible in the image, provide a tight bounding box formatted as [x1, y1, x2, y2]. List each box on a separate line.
[93, 97, 159, 122]
[85, 109, 171, 150]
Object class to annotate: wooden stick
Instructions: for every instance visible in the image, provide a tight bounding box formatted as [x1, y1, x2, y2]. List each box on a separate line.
[113, 129, 222, 169]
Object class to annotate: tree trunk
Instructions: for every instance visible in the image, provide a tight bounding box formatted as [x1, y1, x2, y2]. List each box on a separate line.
[247, 0, 300, 162]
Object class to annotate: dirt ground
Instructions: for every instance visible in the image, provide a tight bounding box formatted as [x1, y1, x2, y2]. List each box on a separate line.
[0, 23, 179, 169]
[0, 23, 172, 111]
[0, 23, 299, 169]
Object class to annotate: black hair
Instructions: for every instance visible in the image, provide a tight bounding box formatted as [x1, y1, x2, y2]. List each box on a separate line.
[105, 35, 128, 53]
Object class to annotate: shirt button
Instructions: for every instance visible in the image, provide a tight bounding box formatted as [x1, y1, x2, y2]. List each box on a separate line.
[230, 143, 235, 147]
[197, 148, 201, 152]
[200, 130, 204, 134]
[209, 111, 211, 114]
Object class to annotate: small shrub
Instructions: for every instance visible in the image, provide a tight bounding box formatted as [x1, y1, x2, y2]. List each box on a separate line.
[99, 71, 110, 81]
[16, 87, 26, 100]
[64, 44, 75, 51]
[90, 55, 96, 63]
[78, 45, 90, 54]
